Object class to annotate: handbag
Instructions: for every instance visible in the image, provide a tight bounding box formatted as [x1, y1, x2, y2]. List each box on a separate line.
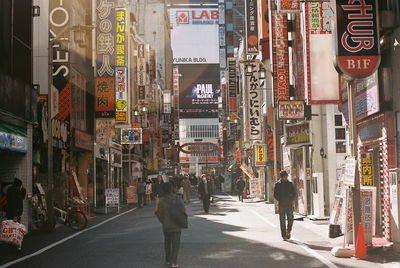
[169, 196, 188, 229]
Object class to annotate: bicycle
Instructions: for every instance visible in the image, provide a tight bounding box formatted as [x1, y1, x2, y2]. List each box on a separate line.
[53, 203, 87, 231]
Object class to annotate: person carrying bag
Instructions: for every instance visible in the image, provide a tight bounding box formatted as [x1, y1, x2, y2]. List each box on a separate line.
[155, 182, 187, 268]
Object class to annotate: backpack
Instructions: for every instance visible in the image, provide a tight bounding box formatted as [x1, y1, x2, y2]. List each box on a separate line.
[0, 195, 7, 211]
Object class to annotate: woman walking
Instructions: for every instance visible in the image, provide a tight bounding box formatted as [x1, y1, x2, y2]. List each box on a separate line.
[155, 182, 187, 268]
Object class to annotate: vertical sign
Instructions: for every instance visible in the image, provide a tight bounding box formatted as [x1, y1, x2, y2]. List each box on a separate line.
[361, 189, 374, 243]
[361, 153, 374, 186]
[96, 0, 116, 118]
[254, 144, 267, 166]
[137, 44, 146, 88]
[115, 7, 128, 123]
[245, 0, 259, 54]
[228, 58, 237, 112]
[246, 62, 262, 140]
[333, 0, 380, 79]
[271, 10, 289, 105]
[266, 126, 274, 162]
[344, 156, 356, 187]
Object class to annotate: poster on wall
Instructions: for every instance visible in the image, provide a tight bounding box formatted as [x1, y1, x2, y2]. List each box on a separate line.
[178, 64, 220, 118]
[169, 8, 219, 64]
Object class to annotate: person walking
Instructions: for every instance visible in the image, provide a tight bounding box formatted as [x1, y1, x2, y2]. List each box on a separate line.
[5, 178, 26, 223]
[137, 178, 146, 208]
[181, 177, 192, 203]
[273, 171, 296, 240]
[198, 174, 212, 213]
[236, 177, 246, 202]
[155, 182, 186, 268]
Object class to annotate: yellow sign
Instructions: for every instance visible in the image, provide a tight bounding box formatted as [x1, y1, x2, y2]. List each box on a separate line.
[254, 144, 266, 166]
[361, 153, 374, 186]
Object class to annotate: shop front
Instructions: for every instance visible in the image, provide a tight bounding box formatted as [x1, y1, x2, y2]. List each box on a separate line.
[0, 122, 31, 226]
[357, 112, 396, 241]
[284, 121, 312, 216]
[95, 143, 109, 209]
[110, 144, 123, 202]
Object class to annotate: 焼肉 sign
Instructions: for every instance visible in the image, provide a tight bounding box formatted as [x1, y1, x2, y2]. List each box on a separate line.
[333, 0, 380, 79]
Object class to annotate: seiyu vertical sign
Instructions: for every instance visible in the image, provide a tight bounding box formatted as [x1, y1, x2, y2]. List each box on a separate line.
[333, 0, 380, 79]
[245, 0, 259, 54]
[246, 62, 262, 140]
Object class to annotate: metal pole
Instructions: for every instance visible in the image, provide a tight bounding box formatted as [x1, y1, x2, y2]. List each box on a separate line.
[47, 39, 54, 223]
[347, 80, 361, 245]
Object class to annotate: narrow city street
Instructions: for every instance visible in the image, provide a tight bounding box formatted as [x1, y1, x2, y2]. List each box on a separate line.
[1, 194, 399, 268]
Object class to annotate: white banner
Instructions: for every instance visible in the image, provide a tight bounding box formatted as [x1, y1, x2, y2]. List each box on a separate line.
[170, 8, 219, 64]
[246, 62, 262, 141]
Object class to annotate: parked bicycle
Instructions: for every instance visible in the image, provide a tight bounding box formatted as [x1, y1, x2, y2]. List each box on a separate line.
[53, 203, 88, 231]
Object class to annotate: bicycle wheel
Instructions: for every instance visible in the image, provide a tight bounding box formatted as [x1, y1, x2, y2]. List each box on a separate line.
[67, 210, 87, 231]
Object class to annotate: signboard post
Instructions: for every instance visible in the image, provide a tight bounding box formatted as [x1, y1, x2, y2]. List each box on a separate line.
[332, 0, 380, 252]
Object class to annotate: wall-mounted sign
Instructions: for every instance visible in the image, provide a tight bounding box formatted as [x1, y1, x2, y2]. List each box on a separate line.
[96, 118, 115, 144]
[344, 156, 356, 187]
[278, 100, 305, 119]
[266, 126, 274, 163]
[333, 0, 380, 79]
[121, 128, 142, 144]
[271, 10, 289, 104]
[245, 0, 259, 54]
[277, 0, 300, 13]
[75, 129, 93, 151]
[361, 153, 374, 186]
[285, 122, 310, 146]
[254, 144, 267, 166]
[95, 77, 115, 118]
[115, 67, 128, 122]
[246, 62, 262, 140]
[0, 131, 27, 153]
[228, 58, 237, 112]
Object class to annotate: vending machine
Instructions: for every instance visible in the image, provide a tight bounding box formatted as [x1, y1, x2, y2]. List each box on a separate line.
[389, 169, 400, 242]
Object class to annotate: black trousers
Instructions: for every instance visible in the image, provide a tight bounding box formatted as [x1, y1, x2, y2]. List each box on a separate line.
[278, 203, 294, 238]
[202, 194, 211, 213]
[137, 193, 145, 207]
[238, 189, 244, 201]
[164, 231, 181, 264]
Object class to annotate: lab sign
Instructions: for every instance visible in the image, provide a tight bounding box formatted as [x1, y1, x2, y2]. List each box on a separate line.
[333, 0, 380, 79]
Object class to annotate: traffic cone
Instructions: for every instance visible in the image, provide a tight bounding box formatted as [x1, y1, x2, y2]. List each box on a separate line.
[354, 223, 367, 259]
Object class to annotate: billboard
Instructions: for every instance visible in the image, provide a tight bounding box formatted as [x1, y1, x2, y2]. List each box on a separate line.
[170, 8, 219, 64]
[245, 0, 259, 54]
[178, 64, 220, 118]
[246, 62, 262, 141]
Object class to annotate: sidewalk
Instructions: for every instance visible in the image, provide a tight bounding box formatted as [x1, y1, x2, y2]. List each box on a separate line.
[0, 203, 137, 266]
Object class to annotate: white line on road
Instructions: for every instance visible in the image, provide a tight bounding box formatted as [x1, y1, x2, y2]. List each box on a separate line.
[223, 193, 339, 268]
[291, 238, 339, 268]
[0, 208, 137, 268]
[250, 209, 277, 228]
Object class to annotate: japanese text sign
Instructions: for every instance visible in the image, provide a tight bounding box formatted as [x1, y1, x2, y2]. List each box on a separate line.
[246, 62, 262, 141]
[361, 153, 374, 186]
[272, 10, 289, 104]
[285, 122, 311, 146]
[95, 77, 115, 117]
[245, 0, 259, 54]
[278, 100, 305, 119]
[277, 0, 300, 13]
[333, 0, 380, 79]
[254, 144, 267, 166]
[115, 67, 128, 123]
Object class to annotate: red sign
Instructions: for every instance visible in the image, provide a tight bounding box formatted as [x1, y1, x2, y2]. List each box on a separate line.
[75, 129, 93, 151]
[95, 77, 115, 118]
[333, 0, 380, 79]
[266, 126, 274, 162]
[272, 10, 289, 104]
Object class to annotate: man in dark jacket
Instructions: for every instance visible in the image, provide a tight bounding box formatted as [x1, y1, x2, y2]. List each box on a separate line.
[274, 171, 296, 240]
[6, 178, 26, 223]
[155, 182, 186, 268]
[198, 174, 212, 213]
[137, 178, 146, 208]
[236, 177, 246, 202]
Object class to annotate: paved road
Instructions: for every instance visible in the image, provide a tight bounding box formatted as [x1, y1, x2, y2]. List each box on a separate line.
[1, 194, 399, 268]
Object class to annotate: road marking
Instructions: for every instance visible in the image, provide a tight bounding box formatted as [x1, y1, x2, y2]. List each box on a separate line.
[291, 238, 339, 268]
[223, 193, 338, 268]
[0, 208, 137, 268]
[250, 209, 277, 228]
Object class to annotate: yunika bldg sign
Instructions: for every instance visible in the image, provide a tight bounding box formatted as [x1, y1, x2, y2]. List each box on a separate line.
[333, 0, 380, 79]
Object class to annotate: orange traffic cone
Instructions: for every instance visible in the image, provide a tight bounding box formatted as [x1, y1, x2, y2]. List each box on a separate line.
[354, 223, 367, 259]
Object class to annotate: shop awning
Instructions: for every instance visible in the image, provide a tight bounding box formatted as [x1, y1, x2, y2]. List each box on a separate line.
[0, 122, 26, 137]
